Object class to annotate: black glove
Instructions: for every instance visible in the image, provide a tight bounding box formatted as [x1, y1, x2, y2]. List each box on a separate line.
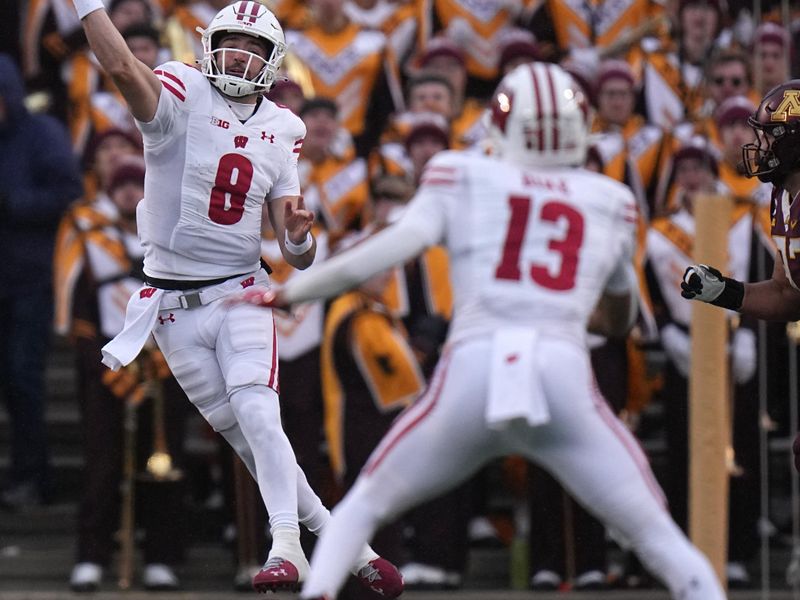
[793, 432, 800, 474]
[681, 264, 744, 311]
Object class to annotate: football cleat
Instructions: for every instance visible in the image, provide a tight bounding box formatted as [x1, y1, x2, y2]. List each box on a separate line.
[356, 557, 404, 598]
[252, 556, 301, 593]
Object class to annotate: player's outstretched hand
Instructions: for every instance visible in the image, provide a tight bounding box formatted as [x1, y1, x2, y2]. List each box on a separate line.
[226, 286, 289, 310]
[285, 195, 314, 244]
[681, 264, 727, 302]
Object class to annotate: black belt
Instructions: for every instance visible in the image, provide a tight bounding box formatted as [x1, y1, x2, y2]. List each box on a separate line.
[145, 273, 248, 291]
[144, 260, 272, 291]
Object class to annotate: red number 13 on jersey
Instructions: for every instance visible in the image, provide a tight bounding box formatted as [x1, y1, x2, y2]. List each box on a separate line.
[494, 195, 584, 291]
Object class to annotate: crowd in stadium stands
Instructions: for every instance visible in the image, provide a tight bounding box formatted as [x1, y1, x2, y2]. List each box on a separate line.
[0, 0, 799, 594]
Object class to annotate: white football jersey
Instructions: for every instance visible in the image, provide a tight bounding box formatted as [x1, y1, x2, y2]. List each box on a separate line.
[135, 61, 306, 280]
[403, 151, 638, 345]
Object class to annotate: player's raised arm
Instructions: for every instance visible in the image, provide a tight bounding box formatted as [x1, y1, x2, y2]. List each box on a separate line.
[73, 0, 161, 122]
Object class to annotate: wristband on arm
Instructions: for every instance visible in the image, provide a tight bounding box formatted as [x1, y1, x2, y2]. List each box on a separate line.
[709, 277, 744, 311]
[284, 231, 313, 255]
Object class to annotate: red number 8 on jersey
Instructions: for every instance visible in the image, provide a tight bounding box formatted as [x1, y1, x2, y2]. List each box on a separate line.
[208, 153, 254, 225]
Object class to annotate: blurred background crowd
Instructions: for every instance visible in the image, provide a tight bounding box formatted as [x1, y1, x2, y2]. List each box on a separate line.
[1, 0, 800, 594]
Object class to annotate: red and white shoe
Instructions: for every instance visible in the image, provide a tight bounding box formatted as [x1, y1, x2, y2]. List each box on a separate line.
[252, 556, 301, 593]
[355, 557, 404, 598]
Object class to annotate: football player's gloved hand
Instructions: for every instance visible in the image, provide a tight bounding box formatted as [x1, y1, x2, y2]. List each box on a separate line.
[681, 264, 744, 311]
[793, 432, 800, 473]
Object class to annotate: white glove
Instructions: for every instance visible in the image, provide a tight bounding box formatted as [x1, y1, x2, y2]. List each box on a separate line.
[681, 264, 726, 303]
[731, 328, 757, 384]
[660, 324, 691, 377]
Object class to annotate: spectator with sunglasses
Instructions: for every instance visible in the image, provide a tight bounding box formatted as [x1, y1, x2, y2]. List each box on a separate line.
[703, 49, 758, 118]
[657, 48, 759, 207]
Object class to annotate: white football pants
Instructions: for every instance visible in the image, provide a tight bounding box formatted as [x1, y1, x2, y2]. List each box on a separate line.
[301, 336, 726, 600]
[153, 296, 300, 534]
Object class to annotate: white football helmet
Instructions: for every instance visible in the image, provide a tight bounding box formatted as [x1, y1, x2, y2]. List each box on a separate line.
[199, 1, 287, 97]
[487, 62, 590, 167]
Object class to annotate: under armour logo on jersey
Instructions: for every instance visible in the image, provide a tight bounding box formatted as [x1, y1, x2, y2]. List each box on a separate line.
[234, 1, 262, 24]
[158, 313, 175, 325]
[140, 287, 157, 299]
[211, 116, 230, 129]
[240, 276, 255, 288]
[234, 135, 249, 149]
[261, 131, 275, 143]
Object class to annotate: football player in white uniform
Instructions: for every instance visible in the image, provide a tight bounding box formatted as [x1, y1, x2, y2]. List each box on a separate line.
[71, 0, 403, 595]
[239, 63, 727, 600]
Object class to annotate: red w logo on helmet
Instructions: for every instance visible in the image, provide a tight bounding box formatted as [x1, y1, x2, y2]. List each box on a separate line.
[235, 1, 261, 23]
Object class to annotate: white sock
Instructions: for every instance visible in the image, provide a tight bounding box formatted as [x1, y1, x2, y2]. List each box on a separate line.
[229, 386, 299, 532]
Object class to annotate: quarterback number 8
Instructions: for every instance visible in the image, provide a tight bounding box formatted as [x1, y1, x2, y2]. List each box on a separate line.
[208, 153, 254, 225]
[495, 195, 584, 291]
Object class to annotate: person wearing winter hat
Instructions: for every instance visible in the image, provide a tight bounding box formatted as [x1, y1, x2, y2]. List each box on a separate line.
[594, 60, 637, 129]
[81, 127, 142, 199]
[297, 97, 369, 237]
[591, 59, 665, 217]
[404, 116, 449, 185]
[107, 157, 146, 221]
[753, 22, 791, 95]
[417, 37, 485, 149]
[714, 96, 758, 184]
[497, 31, 541, 77]
[266, 78, 306, 115]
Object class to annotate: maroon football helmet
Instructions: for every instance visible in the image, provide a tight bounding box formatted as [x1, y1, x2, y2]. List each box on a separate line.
[742, 79, 800, 183]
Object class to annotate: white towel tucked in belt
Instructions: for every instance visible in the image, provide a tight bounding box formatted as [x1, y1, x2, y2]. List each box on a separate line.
[485, 328, 549, 429]
[101, 287, 164, 371]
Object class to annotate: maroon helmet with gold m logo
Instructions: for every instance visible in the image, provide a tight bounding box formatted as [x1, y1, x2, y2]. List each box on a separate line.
[743, 80, 800, 183]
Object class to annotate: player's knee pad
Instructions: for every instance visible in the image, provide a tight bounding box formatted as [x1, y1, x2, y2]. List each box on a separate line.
[205, 403, 237, 433]
[225, 355, 274, 392]
[222, 308, 275, 391]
